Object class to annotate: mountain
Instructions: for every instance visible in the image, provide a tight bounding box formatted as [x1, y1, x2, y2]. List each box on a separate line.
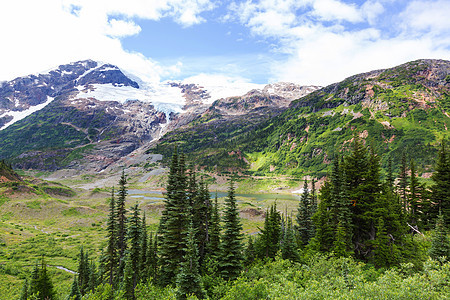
[151, 59, 450, 175]
[0, 60, 318, 172]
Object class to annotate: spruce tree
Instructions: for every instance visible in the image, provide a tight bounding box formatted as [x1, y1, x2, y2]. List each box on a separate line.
[431, 141, 450, 225]
[207, 194, 221, 257]
[116, 171, 128, 279]
[146, 232, 158, 281]
[397, 151, 409, 210]
[219, 178, 244, 281]
[244, 236, 256, 265]
[140, 212, 148, 281]
[429, 212, 450, 260]
[372, 218, 393, 268]
[386, 156, 394, 191]
[29, 259, 55, 300]
[260, 203, 282, 258]
[176, 222, 206, 300]
[106, 187, 117, 286]
[409, 159, 419, 223]
[77, 247, 90, 295]
[296, 180, 314, 246]
[281, 217, 300, 262]
[158, 149, 189, 285]
[67, 276, 82, 300]
[127, 204, 142, 289]
[122, 254, 135, 300]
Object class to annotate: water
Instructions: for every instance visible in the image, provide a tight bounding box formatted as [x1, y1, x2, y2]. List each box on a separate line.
[126, 189, 300, 203]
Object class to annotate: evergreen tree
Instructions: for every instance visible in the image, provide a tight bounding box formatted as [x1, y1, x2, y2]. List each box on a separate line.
[127, 204, 142, 289]
[219, 178, 244, 281]
[192, 178, 210, 266]
[122, 254, 135, 300]
[244, 236, 256, 265]
[77, 247, 90, 295]
[105, 187, 118, 286]
[409, 159, 419, 223]
[176, 222, 206, 300]
[88, 259, 97, 294]
[146, 232, 158, 281]
[140, 212, 148, 281]
[386, 156, 394, 191]
[296, 180, 314, 246]
[207, 194, 221, 257]
[281, 217, 300, 262]
[19, 278, 28, 300]
[67, 276, 82, 300]
[116, 171, 128, 279]
[429, 212, 450, 260]
[29, 259, 55, 300]
[333, 220, 351, 258]
[158, 149, 189, 285]
[397, 151, 409, 210]
[431, 141, 450, 225]
[259, 203, 282, 258]
[372, 217, 396, 268]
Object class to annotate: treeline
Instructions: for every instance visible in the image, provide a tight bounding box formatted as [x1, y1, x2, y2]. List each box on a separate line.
[18, 140, 450, 299]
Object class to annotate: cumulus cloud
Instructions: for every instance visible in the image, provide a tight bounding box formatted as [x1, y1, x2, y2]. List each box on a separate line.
[0, 0, 214, 82]
[228, 0, 450, 85]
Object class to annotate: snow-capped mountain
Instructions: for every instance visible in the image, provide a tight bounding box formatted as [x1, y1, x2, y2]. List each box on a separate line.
[0, 60, 319, 171]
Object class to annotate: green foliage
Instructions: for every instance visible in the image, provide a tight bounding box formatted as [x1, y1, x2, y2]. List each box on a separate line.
[429, 213, 450, 260]
[219, 178, 244, 281]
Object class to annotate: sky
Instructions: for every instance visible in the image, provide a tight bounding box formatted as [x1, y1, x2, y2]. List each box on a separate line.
[0, 0, 449, 87]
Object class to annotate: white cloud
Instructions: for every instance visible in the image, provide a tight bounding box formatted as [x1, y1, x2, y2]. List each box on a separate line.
[0, 0, 214, 82]
[227, 0, 450, 86]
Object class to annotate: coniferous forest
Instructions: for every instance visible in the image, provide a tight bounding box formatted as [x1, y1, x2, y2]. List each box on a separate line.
[7, 139, 450, 299]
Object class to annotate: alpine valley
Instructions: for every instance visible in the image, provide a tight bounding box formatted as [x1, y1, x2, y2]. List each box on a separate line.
[1, 59, 448, 182]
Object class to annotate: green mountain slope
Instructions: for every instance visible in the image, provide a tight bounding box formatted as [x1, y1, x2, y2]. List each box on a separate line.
[151, 59, 450, 176]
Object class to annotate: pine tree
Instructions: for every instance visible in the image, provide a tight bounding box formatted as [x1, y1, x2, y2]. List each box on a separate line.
[122, 254, 135, 300]
[397, 151, 409, 210]
[429, 212, 450, 260]
[176, 222, 206, 300]
[333, 220, 351, 258]
[244, 236, 256, 265]
[372, 218, 392, 268]
[192, 177, 210, 266]
[207, 194, 221, 257]
[88, 259, 97, 294]
[116, 171, 128, 279]
[158, 149, 189, 285]
[77, 247, 90, 295]
[106, 187, 118, 286]
[146, 232, 158, 281]
[296, 180, 314, 246]
[219, 177, 244, 281]
[67, 276, 82, 300]
[409, 159, 419, 223]
[140, 212, 148, 282]
[260, 203, 282, 258]
[127, 204, 142, 289]
[19, 278, 28, 300]
[431, 141, 450, 225]
[29, 259, 56, 300]
[386, 156, 394, 191]
[281, 217, 300, 262]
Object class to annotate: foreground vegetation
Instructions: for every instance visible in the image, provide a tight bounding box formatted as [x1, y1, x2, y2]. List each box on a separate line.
[1, 138, 450, 299]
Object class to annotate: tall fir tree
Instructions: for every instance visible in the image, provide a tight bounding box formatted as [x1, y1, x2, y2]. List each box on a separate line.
[127, 204, 142, 289]
[207, 194, 221, 258]
[176, 222, 206, 300]
[409, 159, 419, 223]
[244, 236, 256, 265]
[219, 177, 244, 281]
[296, 179, 314, 246]
[158, 149, 189, 285]
[146, 232, 158, 281]
[105, 187, 117, 286]
[431, 141, 450, 226]
[29, 259, 56, 300]
[67, 276, 82, 300]
[140, 212, 148, 282]
[116, 170, 128, 279]
[386, 156, 395, 191]
[397, 151, 409, 210]
[429, 212, 450, 260]
[77, 247, 90, 295]
[281, 217, 300, 262]
[259, 203, 282, 258]
[122, 253, 136, 300]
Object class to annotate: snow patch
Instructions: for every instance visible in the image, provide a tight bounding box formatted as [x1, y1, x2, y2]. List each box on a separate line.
[0, 96, 54, 130]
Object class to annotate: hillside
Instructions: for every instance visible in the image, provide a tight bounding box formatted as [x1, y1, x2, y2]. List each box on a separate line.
[151, 59, 450, 176]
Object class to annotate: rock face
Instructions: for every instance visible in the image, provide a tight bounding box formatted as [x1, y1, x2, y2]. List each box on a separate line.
[0, 60, 319, 172]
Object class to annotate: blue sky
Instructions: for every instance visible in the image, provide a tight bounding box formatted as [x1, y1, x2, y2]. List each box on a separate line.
[1, 0, 449, 87]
